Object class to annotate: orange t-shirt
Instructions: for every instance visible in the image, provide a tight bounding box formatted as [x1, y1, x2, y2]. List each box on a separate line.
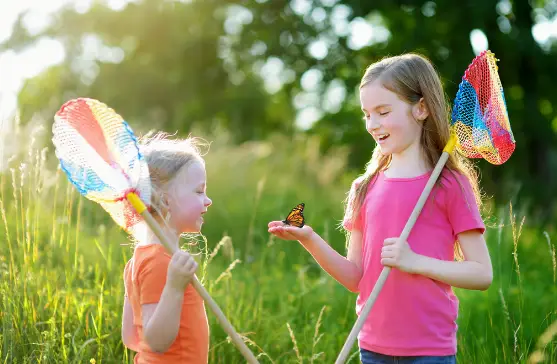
[124, 244, 209, 364]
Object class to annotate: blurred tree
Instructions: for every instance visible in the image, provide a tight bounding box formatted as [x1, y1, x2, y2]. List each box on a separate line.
[225, 0, 557, 216]
[329, 0, 557, 216]
[2, 0, 556, 216]
[2, 0, 307, 141]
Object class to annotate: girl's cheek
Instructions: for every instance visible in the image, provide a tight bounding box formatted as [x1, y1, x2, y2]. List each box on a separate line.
[383, 116, 397, 128]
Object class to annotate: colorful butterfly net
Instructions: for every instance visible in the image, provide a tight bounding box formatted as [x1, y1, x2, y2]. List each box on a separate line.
[53, 98, 151, 231]
[451, 50, 515, 165]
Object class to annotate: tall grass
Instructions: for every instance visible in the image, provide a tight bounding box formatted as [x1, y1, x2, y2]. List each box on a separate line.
[0, 127, 556, 363]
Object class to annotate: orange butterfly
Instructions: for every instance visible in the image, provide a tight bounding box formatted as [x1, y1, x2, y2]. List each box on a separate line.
[282, 203, 305, 228]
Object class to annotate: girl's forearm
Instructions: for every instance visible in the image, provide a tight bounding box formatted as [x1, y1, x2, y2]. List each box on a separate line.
[300, 233, 362, 292]
[413, 254, 492, 290]
[143, 285, 185, 352]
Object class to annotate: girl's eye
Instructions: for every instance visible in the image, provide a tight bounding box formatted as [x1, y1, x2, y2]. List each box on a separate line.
[379, 111, 390, 116]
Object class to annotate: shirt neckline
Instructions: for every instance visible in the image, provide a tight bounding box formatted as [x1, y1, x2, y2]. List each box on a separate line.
[381, 169, 433, 182]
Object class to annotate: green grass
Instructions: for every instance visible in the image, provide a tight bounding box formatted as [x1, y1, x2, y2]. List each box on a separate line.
[0, 132, 556, 363]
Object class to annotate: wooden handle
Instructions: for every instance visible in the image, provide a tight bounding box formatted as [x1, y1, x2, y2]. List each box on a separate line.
[334, 151, 451, 364]
[127, 194, 260, 363]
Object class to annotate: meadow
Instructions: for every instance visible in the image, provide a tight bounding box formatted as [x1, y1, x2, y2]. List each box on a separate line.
[0, 126, 556, 363]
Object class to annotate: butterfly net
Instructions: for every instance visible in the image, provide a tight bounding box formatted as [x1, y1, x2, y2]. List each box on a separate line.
[451, 50, 515, 165]
[53, 98, 151, 231]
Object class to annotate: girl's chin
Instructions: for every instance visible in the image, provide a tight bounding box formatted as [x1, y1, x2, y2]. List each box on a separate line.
[182, 228, 202, 234]
[177, 218, 205, 234]
[378, 144, 406, 156]
[378, 147, 393, 156]
[177, 226, 202, 235]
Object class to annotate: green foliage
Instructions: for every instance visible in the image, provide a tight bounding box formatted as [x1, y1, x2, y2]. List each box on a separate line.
[2, 0, 556, 214]
[0, 134, 556, 363]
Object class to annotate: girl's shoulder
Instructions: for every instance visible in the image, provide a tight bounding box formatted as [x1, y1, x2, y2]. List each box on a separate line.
[124, 257, 133, 274]
[131, 244, 171, 272]
[438, 168, 485, 233]
[350, 175, 366, 189]
[349, 173, 382, 192]
[440, 168, 474, 192]
[125, 245, 172, 287]
[438, 168, 482, 213]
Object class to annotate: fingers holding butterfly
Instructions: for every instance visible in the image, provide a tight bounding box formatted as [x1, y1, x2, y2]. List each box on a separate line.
[268, 220, 286, 228]
[268, 223, 297, 240]
[268, 222, 313, 241]
[268, 202, 313, 241]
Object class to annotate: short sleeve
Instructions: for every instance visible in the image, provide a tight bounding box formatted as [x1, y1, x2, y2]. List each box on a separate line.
[138, 254, 170, 305]
[342, 177, 364, 232]
[446, 172, 485, 238]
[123, 260, 131, 297]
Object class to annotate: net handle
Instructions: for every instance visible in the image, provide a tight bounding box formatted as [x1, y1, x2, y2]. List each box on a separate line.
[127, 192, 260, 364]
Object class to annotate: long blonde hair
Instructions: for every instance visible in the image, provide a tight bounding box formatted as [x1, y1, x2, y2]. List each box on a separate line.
[344, 53, 482, 258]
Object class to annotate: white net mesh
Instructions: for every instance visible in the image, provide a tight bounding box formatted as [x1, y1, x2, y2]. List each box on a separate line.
[53, 98, 151, 230]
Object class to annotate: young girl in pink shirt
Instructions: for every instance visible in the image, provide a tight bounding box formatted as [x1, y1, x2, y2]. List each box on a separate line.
[268, 53, 493, 363]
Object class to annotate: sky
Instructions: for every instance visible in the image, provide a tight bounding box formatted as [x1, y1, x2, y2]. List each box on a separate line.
[0, 0, 556, 130]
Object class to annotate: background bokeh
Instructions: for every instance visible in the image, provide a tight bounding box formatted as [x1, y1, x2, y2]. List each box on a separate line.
[0, 0, 556, 363]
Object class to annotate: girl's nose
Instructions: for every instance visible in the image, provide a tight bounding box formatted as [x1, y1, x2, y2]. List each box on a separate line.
[366, 116, 380, 134]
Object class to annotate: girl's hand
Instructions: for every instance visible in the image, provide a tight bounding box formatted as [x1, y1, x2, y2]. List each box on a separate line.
[381, 237, 418, 273]
[268, 221, 315, 243]
[166, 250, 198, 292]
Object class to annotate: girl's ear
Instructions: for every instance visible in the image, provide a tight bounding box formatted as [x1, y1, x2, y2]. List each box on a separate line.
[412, 97, 429, 121]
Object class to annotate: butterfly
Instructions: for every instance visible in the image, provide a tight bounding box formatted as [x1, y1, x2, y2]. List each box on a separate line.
[282, 203, 305, 228]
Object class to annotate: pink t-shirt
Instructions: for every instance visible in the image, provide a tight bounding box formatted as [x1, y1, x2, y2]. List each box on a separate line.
[343, 169, 485, 356]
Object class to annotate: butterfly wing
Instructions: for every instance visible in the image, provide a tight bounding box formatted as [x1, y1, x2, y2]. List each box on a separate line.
[282, 203, 305, 228]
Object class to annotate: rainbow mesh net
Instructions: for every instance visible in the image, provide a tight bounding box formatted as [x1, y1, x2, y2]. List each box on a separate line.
[451, 50, 515, 165]
[53, 98, 151, 231]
